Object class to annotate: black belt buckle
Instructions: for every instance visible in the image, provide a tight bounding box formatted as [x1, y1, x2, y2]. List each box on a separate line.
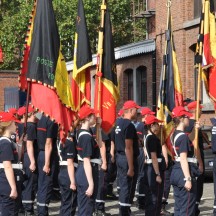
[78, 161, 83, 165]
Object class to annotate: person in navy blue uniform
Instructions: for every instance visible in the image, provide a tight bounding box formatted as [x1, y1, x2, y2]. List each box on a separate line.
[0, 111, 23, 216]
[58, 132, 77, 216]
[37, 114, 58, 216]
[106, 127, 117, 200]
[170, 106, 200, 216]
[92, 127, 111, 216]
[113, 109, 124, 198]
[143, 114, 164, 216]
[18, 106, 38, 215]
[115, 100, 140, 216]
[185, 101, 205, 216]
[75, 105, 101, 216]
[136, 107, 154, 210]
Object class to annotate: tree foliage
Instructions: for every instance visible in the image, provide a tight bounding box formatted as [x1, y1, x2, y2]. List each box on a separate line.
[0, 0, 146, 70]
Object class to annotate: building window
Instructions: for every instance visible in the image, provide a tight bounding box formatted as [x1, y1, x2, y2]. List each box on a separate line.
[125, 69, 134, 100]
[194, 0, 202, 19]
[194, 0, 216, 19]
[136, 66, 147, 106]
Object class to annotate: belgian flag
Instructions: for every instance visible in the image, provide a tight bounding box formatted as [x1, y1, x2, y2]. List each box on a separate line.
[19, 0, 74, 140]
[202, 0, 216, 106]
[71, 0, 92, 111]
[157, 13, 183, 157]
[94, 4, 119, 133]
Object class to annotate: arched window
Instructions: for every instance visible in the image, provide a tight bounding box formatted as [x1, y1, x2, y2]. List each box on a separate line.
[125, 69, 134, 100]
[136, 66, 147, 106]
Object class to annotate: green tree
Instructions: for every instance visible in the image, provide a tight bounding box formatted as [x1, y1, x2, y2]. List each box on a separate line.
[0, 0, 146, 70]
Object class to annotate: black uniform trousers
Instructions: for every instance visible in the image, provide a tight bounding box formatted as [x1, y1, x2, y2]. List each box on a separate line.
[106, 153, 117, 195]
[22, 152, 38, 212]
[37, 151, 56, 216]
[162, 165, 172, 203]
[144, 164, 164, 216]
[136, 147, 147, 207]
[58, 166, 77, 216]
[75, 163, 99, 216]
[116, 153, 138, 216]
[0, 169, 23, 216]
[95, 168, 106, 211]
[195, 162, 204, 216]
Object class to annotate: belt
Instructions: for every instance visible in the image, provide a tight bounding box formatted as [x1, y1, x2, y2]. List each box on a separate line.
[59, 161, 78, 168]
[117, 152, 125, 156]
[174, 157, 197, 164]
[0, 163, 23, 170]
[78, 155, 102, 165]
[146, 158, 162, 164]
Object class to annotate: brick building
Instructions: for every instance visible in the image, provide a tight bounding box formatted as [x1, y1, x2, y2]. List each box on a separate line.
[154, 0, 215, 124]
[0, 0, 215, 125]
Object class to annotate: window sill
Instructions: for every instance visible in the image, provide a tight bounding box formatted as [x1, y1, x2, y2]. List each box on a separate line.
[183, 18, 200, 29]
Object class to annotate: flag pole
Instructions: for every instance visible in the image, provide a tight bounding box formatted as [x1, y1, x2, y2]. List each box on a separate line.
[194, 0, 205, 157]
[160, 0, 171, 145]
[95, 0, 106, 145]
[19, 81, 31, 162]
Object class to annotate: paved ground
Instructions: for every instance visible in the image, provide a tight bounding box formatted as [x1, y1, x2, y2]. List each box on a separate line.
[20, 179, 215, 215]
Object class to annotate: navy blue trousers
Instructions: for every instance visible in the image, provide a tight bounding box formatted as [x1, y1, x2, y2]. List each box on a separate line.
[173, 180, 197, 216]
[162, 165, 172, 203]
[106, 153, 117, 195]
[144, 164, 164, 216]
[171, 164, 197, 216]
[22, 152, 38, 212]
[0, 195, 16, 216]
[58, 166, 77, 216]
[116, 154, 138, 216]
[75, 163, 99, 216]
[95, 169, 106, 211]
[137, 147, 147, 207]
[37, 151, 56, 216]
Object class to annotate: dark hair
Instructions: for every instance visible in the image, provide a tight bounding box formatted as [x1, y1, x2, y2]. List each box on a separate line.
[144, 122, 159, 133]
[172, 117, 182, 128]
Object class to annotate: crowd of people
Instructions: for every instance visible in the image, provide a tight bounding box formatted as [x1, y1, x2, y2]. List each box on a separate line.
[0, 98, 212, 216]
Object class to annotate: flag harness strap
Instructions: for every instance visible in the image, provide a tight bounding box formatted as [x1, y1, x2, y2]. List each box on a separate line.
[0, 137, 23, 169]
[144, 133, 162, 164]
[57, 139, 78, 167]
[171, 132, 197, 164]
[77, 131, 102, 165]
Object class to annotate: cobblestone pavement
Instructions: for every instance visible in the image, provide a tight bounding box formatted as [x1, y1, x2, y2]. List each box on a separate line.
[19, 179, 215, 215]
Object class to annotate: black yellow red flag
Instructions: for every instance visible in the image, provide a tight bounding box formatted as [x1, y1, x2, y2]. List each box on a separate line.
[94, 5, 119, 133]
[19, 0, 74, 140]
[157, 14, 183, 157]
[71, 0, 92, 111]
[202, 0, 216, 107]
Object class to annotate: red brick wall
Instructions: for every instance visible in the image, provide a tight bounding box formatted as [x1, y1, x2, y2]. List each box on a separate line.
[0, 71, 19, 111]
